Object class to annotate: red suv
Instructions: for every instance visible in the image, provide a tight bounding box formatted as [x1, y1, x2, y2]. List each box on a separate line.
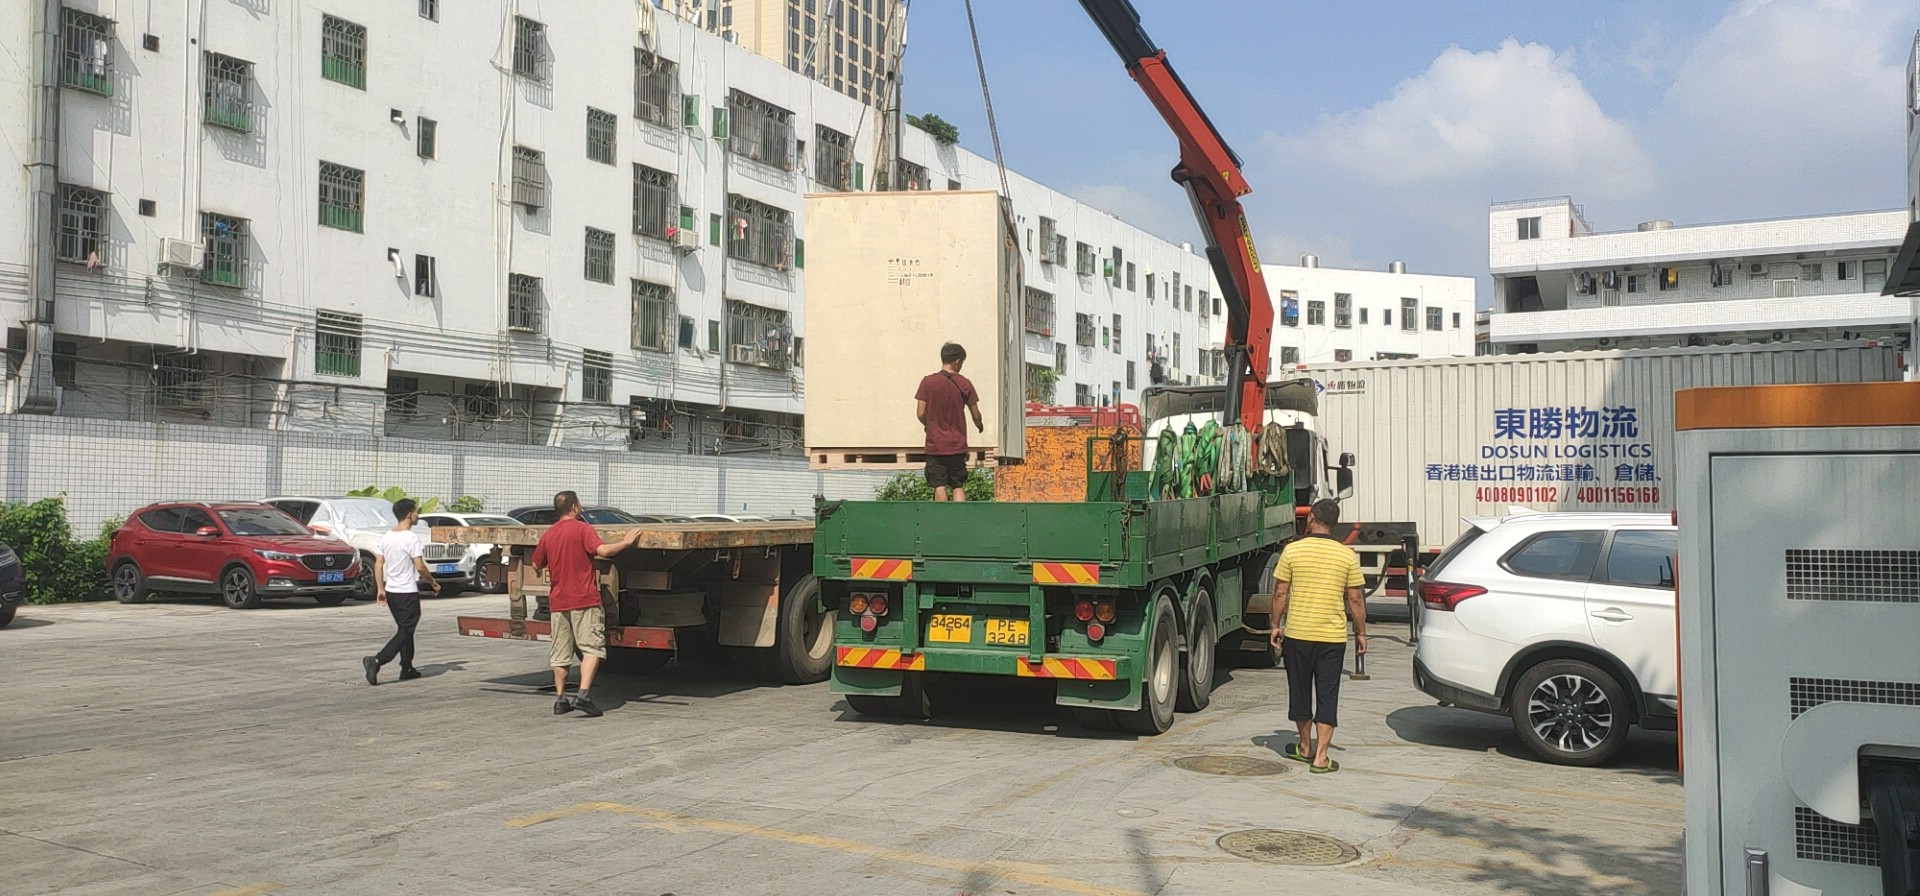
[108, 502, 362, 609]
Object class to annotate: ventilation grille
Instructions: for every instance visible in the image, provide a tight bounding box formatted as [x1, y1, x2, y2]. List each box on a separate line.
[1795, 807, 1878, 865]
[1785, 549, 1920, 602]
[1790, 677, 1920, 719]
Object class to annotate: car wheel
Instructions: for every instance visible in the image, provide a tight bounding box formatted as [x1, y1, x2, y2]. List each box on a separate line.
[478, 561, 508, 594]
[1509, 659, 1632, 766]
[112, 561, 150, 604]
[0, 604, 15, 628]
[220, 566, 262, 609]
[353, 557, 376, 601]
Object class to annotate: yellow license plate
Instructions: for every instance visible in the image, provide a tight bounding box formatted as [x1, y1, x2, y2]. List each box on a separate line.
[927, 614, 973, 643]
[984, 618, 1030, 647]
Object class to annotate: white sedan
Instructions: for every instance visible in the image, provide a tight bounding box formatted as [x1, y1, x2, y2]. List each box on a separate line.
[420, 512, 526, 594]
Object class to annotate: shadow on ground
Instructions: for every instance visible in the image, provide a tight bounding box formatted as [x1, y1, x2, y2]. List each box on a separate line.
[1, 615, 56, 629]
[1385, 704, 1680, 784]
[1364, 799, 1681, 895]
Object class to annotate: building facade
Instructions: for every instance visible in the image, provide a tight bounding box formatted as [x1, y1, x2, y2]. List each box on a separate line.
[668, 0, 904, 111]
[0, 0, 1218, 462]
[1262, 258, 1475, 368]
[1487, 197, 1913, 359]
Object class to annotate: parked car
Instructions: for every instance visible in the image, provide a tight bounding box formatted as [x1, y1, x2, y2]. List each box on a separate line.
[419, 512, 524, 593]
[0, 540, 25, 627]
[505, 505, 643, 526]
[262, 497, 467, 598]
[107, 502, 363, 609]
[689, 514, 770, 523]
[1412, 511, 1678, 766]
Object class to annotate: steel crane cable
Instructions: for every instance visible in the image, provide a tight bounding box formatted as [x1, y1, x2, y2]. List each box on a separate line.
[961, 0, 1012, 201]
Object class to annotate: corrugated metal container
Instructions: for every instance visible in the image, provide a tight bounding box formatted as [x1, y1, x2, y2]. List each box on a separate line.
[1304, 342, 1901, 551]
[802, 191, 1025, 467]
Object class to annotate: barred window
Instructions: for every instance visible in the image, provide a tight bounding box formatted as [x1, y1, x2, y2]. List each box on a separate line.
[203, 53, 252, 132]
[416, 118, 436, 159]
[725, 195, 793, 269]
[726, 90, 793, 169]
[1111, 314, 1123, 354]
[414, 254, 435, 297]
[387, 375, 421, 419]
[315, 311, 362, 377]
[1074, 242, 1096, 276]
[55, 184, 104, 264]
[582, 350, 612, 404]
[586, 108, 617, 165]
[814, 125, 853, 190]
[62, 9, 115, 96]
[1402, 297, 1419, 332]
[507, 274, 542, 333]
[584, 228, 615, 284]
[201, 213, 248, 288]
[634, 50, 678, 127]
[631, 280, 673, 353]
[512, 146, 546, 209]
[725, 301, 793, 369]
[896, 159, 929, 191]
[632, 165, 676, 239]
[463, 383, 500, 420]
[513, 17, 547, 80]
[320, 15, 366, 89]
[1023, 288, 1054, 335]
[1334, 293, 1352, 329]
[154, 353, 207, 410]
[318, 162, 364, 232]
[1075, 313, 1096, 347]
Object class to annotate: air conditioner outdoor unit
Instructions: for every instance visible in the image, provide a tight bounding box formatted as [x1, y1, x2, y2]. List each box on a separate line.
[673, 230, 700, 252]
[160, 238, 199, 270]
[728, 345, 757, 364]
[1748, 262, 1767, 276]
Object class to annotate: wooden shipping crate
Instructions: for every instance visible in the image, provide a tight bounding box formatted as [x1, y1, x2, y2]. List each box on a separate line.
[802, 190, 1026, 468]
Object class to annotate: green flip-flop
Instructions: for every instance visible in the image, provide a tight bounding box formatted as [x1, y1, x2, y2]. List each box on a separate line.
[1309, 758, 1341, 774]
[1283, 742, 1313, 763]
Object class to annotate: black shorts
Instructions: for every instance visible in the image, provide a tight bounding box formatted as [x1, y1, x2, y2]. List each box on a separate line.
[1282, 637, 1347, 727]
[924, 454, 969, 489]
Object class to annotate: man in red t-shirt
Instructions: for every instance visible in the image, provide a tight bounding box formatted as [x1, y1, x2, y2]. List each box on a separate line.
[531, 490, 641, 717]
[914, 342, 985, 501]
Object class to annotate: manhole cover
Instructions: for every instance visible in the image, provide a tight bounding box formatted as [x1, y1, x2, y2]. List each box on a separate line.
[1217, 829, 1360, 866]
[1172, 755, 1289, 777]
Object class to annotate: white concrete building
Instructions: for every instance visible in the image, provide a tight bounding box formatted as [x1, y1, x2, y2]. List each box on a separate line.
[1888, 29, 1920, 297]
[675, 0, 905, 112]
[1263, 258, 1475, 367]
[1487, 196, 1912, 358]
[0, 1, 1218, 471]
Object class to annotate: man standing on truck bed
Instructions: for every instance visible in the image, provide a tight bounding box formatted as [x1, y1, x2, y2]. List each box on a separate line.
[531, 490, 642, 718]
[1269, 499, 1367, 773]
[915, 342, 984, 501]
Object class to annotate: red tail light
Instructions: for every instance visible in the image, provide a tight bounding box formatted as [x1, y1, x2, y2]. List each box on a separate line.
[1087, 622, 1106, 642]
[1419, 581, 1486, 611]
[1074, 599, 1095, 622]
[868, 594, 888, 616]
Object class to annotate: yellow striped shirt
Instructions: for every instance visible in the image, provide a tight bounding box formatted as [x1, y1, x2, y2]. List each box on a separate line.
[1274, 535, 1362, 643]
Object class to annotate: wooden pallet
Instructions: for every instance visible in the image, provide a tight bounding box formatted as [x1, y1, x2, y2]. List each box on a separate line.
[811, 448, 997, 470]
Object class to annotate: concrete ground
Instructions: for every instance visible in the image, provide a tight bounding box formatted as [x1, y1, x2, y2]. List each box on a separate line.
[0, 594, 1681, 896]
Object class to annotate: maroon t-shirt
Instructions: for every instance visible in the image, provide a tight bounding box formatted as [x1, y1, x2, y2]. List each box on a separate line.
[531, 517, 604, 612]
[915, 370, 976, 456]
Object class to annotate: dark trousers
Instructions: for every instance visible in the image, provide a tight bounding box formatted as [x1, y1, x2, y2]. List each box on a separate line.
[1282, 637, 1346, 727]
[375, 592, 421, 669]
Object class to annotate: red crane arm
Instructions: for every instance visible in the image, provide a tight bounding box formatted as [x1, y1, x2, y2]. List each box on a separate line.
[1078, 1, 1275, 434]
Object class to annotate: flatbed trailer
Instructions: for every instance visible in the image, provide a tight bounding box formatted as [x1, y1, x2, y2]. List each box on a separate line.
[435, 521, 835, 683]
[816, 466, 1297, 734]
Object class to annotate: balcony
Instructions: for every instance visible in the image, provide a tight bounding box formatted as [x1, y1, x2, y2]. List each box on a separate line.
[1489, 291, 1911, 345]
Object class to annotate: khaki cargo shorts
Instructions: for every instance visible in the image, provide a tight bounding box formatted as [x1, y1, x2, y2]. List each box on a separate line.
[549, 606, 607, 667]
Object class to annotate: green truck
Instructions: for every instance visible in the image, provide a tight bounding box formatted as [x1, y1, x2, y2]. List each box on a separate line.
[815, 429, 1301, 735]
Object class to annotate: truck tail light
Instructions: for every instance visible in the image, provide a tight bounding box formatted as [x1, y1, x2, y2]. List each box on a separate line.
[1419, 581, 1486, 611]
[1087, 622, 1106, 642]
[867, 594, 888, 616]
[1073, 599, 1095, 622]
[859, 614, 877, 633]
[848, 593, 870, 614]
[1094, 600, 1116, 623]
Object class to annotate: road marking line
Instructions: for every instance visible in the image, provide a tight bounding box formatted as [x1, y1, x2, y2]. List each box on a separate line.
[507, 802, 1151, 896]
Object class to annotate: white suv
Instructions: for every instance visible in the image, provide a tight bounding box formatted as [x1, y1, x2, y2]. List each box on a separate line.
[262, 497, 467, 599]
[1412, 511, 1677, 766]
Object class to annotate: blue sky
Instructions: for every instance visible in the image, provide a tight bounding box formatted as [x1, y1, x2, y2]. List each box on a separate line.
[900, 1, 1920, 304]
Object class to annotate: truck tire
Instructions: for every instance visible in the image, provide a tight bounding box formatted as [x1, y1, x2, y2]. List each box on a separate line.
[755, 574, 834, 684]
[1117, 594, 1178, 735]
[1177, 582, 1216, 713]
[1508, 659, 1631, 767]
[845, 672, 931, 719]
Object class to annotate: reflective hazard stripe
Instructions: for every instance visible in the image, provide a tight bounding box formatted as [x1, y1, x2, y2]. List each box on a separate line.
[835, 646, 925, 670]
[1032, 562, 1100, 585]
[1014, 657, 1118, 680]
[850, 558, 913, 580]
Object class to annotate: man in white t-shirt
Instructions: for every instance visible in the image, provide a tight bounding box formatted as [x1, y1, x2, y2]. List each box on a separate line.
[363, 498, 441, 685]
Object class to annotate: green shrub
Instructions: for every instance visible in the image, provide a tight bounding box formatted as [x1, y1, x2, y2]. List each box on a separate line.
[875, 468, 995, 502]
[0, 497, 114, 604]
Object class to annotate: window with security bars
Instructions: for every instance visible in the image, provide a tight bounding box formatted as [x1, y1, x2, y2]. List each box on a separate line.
[634, 50, 677, 127]
[631, 281, 673, 353]
[1199, 289, 1210, 318]
[583, 228, 615, 284]
[1281, 346, 1300, 365]
[725, 195, 793, 268]
[414, 255, 435, 297]
[896, 159, 930, 191]
[1426, 307, 1443, 331]
[632, 165, 676, 239]
[1126, 361, 1136, 390]
[1172, 333, 1182, 369]
[55, 184, 104, 264]
[417, 118, 436, 159]
[512, 147, 546, 209]
[200, 213, 247, 287]
[315, 311, 362, 377]
[317, 162, 363, 232]
[1786, 549, 1920, 602]
[727, 90, 794, 169]
[1074, 242, 1096, 276]
[1111, 315, 1123, 354]
[1402, 297, 1419, 331]
[387, 375, 420, 419]
[581, 351, 612, 404]
[321, 15, 366, 89]
[62, 9, 114, 96]
[513, 17, 547, 80]
[586, 108, 617, 165]
[1075, 384, 1093, 406]
[463, 383, 501, 420]
[814, 125, 854, 190]
[507, 274, 542, 333]
[1075, 313, 1096, 347]
[203, 53, 252, 132]
[1334, 293, 1352, 328]
[153, 353, 208, 409]
[1023, 288, 1054, 336]
[725, 301, 792, 369]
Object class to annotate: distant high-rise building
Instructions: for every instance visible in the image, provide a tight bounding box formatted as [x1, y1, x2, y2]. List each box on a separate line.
[662, 0, 904, 109]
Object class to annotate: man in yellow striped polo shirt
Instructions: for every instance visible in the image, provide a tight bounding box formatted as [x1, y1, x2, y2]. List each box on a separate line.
[1269, 499, 1367, 773]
